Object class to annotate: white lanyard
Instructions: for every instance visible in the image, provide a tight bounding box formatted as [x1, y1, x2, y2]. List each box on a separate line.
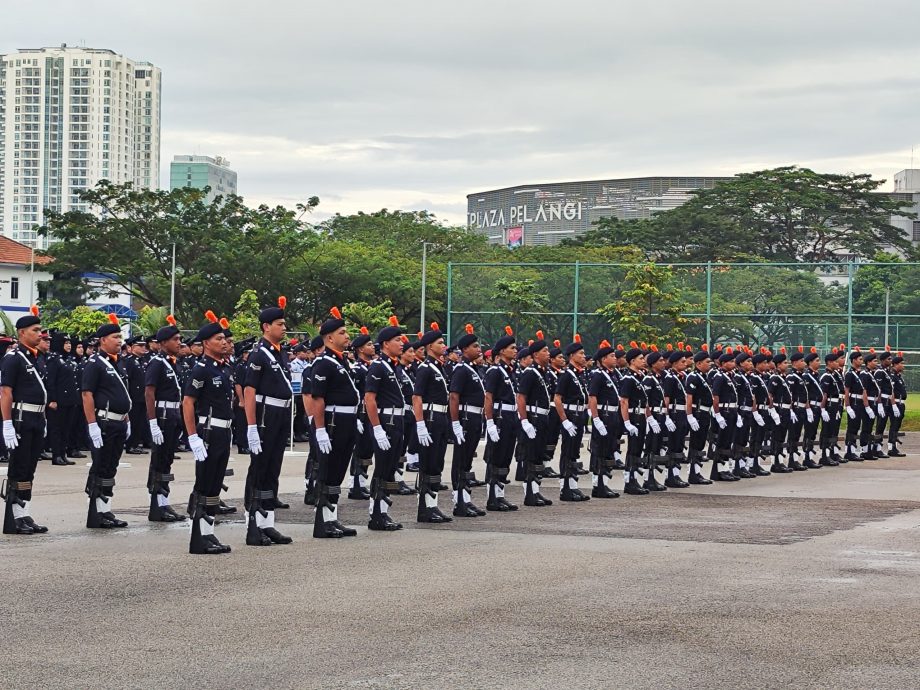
[567, 368, 587, 403]
[260, 346, 294, 395]
[599, 368, 620, 399]
[17, 350, 47, 404]
[422, 359, 449, 399]
[461, 361, 486, 396]
[153, 354, 182, 399]
[97, 354, 132, 409]
[321, 353, 360, 399]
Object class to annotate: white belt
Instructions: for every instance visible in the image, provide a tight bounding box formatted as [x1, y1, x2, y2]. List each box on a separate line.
[379, 407, 404, 416]
[96, 410, 128, 422]
[880, 394, 890, 400]
[156, 400, 180, 409]
[777, 403, 791, 409]
[13, 402, 45, 413]
[738, 405, 753, 412]
[256, 394, 292, 408]
[599, 404, 618, 413]
[651, 406, 664, 414]
[424, 403, 448, 414]
[794, 402, 807, 408]
[404, 404, 413, 412]
[526, 405, 550, 416]
[198, 416, 232, 428]
[460, 404, 483, 415]
[494, 403, 517, 412]
[866, 397, 876, 402]
[628, 407, 645, 415]
[696, 405, 712, 413]
[327, 405, 358, 415]
[564, 404, 586, 413]
[722, 402, 738, 409]
[827, 398, 840, 403]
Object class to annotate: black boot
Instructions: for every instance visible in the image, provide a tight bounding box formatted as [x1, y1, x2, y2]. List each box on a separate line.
[189, 496, 228, 554]
[52, 455, 74, 466]
[591, 471, 620, 498]
[643, 466, 668, 491]
[732, 459, 756, 479]
[688, 461, 713, 485]
[486, 472, 518, 511]
[2, 482, 32, 535]
[664, 466, 690, 488]
[417, 475, 452, 523]
[245, 491, 272, 546]
[524, 465, 554, 506]
[313, 493, 344, 539]
[453, 484, 481, 517]
[623, 471, 650, 495]
[369, 481, 403, 531]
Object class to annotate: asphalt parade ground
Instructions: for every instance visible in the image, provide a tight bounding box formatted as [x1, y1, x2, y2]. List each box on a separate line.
[4, 438, 920, 689]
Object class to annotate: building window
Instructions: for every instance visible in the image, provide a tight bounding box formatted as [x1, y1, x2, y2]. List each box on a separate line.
[914, 221, 920, 242]
[10, 277, 19, 300]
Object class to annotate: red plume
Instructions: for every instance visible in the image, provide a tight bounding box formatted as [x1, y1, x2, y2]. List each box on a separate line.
[359, 326, 369, 336]
[798, 345, 804, 352]
[574, 333, 582, 343]
[289, 337, 298, 346]
[780, 346, 786, 354]
[640, 342, 648, 350]
[219, 318, 230, 329]
[651, 344, 658, 352]
[898, 351, 903, 357]
[726, 346, 733, 354]
[204, 310, 218, 323]
[685, 345, 692, 352]
[677, 341, 684, 350]
[278, 296, 287, 309]
[465, 323, 474, 334]
[389, 315, 399, 327]
[666, 343, 673, 351]
[553, 339, 561, 348]
[616, 343, 624, 351]
[701, 344, 708, 352]
[886, 344, 891, 351]
[430, 322, 439, 331]
[854, 345, 861, 352]
[166, 314, 177, 326]
[29, 304, 39, 317]
[417, 331, 423, 339]
[505, 326, 513, 336]
[536, 330, 544, 340]
[329, 306, 342, 319]
[810, 346, 817, 353]
[600, 339, 611, 348]
[401, 335, 409, 343]
[869, 347, 875, 353]
[629, 340, 638, 348]
[832, 347, 838, 354]
[839, 343, 846, 350]
[107, 313, 119, 325]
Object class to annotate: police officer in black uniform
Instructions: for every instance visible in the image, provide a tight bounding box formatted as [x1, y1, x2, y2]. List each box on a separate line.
[801, 349, 824, 469]
[785, 350, 810, 470]
[587, 340, 621, 498]
[82, 314, 131, 529]
[1, 309, 50, 534]
[145, 316, 186, 522]
[818, 350, 844, 466]
[302, 335, 325, 504]
[710, 351, 742, 481]
[516, 335, 554, 507]
[859, 351, 882, 459]
[364, 318, 407, 531]
[309, 307, 360, 538]
[662, 348, 691, 487]
[393, 337, 418, 495]
[873, 350, 895, 458]
[767, 352, 797, 472]
[887, 354, 907, 456]
[542, 341, 565, 477]
[746, 351, 773, 476]
[555, 337, 592, 501]
[347, 326, 374, 500]
[182, 318, 233, 554]
[642, 348, 668, 490]
[731, 350, 757, 478]
[412, 323, 453, 523]
[243, 299, 294, 546]
[449, 325, 487, 517]
[685, 349, 714, 485]
[483, 327, 519, 512]
[123, 337, 148, 454]
[618, 346, 650, 496]
[46, 332, 78, 466]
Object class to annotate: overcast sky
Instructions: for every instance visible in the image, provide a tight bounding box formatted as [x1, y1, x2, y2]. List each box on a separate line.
[5, 1, 919, 224]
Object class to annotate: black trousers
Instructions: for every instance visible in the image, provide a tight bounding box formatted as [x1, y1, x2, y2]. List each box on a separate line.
[233, 405, 248, 452]
[734, 411, 752, 459]
[7, 411, 45, 501]
[371, 413, 405, 484]
[687, 410, 711, 465]
[194, 426, 232, 514]
[312, 410, 358, 494]
[624, 413, 646, 471]
[801, 409, 820, 455]
[418, 412, 449, 478]
[126, 398, 148, 448]
[68, 407, 87, 451]
[486, 411, 518, 478]
[543, 413, 561, 466]
[667, 411, 689, 466]
[47, 405, 77, 459]
[149, 411, 180, 493]
[820, 406, 842, 453]
[451, 412, 483, 490]
[88, 419, 128, 497]
[590, 412, 620, 475]
[787, 408, 805, 455]
[644, 413, 666, 465]
[246, 405, 290, 506]
[749, 415, 767, 460]
[293, 395, 307, 436]
[519, 413, 548, 471]
[715, 410, 737, 461]
[769, 411, 790, 458]
[875, 401, 891, 444]
[888, 402, 905, 443]
[858, 406, 874, 448]
[560, 413, 587, 476]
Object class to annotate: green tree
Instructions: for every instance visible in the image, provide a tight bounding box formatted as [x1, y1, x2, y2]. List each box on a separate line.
[489, 277, 549, 336]
[0, 310, 14, 335]
[342, 300, 396, 333]
[134, 305, 169, 336]
[43, 304, 111, 337]
[228, 289, 261, 340]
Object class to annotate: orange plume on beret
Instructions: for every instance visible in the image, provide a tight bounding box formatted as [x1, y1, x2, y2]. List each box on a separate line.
[504, 325, 513, 336]
[780, 346, 786, 354]
[574, 333, 582, 343]
[886, 344, 891, 351]
[401, 335, 409, 343]
[289, 337, 298, 345]
[898, 351, 903, 357]
[359, 326, 369, 335]
[869, 347, 875, 353]
[798, 345, 804, 352]
[29, 304, 39, 317]
[677, 341, 684, 350]
[465, 323, 474, 334]
[629, 340, 638, 348]
[430, 322, 439, 331]
[553, 339, 561, 348]
[166, 314, 177, 326]
[600, 339, 611, 348]
[640, 342, 648, 350]
[329, 306, 342, 319]
[536, 330, 544, 340]
[701, 344, 708, 351]
[278, 296, 286, 309]
[107, 313, 119, 325]
[528, 339, 534, 346]
[726, 346, 733, 354]
[651, 344, 658, 352]
[685, 345, 692, 352]
[832, 347, 838, 354]
[417, 331, 423, 339]
[204, 310, 218, 323]
[219, 318, 230, 329]
[810, 346, 817, 353]
[666, 343, 673, 351]
[854, 345, 861, 352]
[389, 315, 399, 327]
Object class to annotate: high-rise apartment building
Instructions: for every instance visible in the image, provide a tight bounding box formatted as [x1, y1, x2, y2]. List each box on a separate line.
[0, 45, 161, 248]
[169, 155, 237, 203]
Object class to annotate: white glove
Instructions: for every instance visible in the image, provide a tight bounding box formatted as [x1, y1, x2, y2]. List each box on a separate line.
[877, 403, 885, 418]
[647, 417, 661, 434]
[866, 406, 875, 420]
[753, 411, 765, 427]
[315, 426, 332, 454]
[893, 405, 902, 419]
[821, 409, 830, 423]
[806, 408, 814, 424]
[769, 408, 780, 425]
[247, 424, 263, 455]
[451, 420, 465, 444]
[714, 413, 727, 429]
[562, 419, 577, 437]
[356, 418, 364, 434]
[789, 411, 798, 424]
[624, 420, 639, 437]
[486, 418, 500, 442]
[373, 424, 391, 450]
[846, 406, 856, 420]
[88, 422, 103, 449]
[593, 417, 608, 436]
[520, 418, 537, 439]
[188, 433, 207, 462]
[2, 419, 18, 450]
[665, 416, 676, 432]
[687, 414, 700, 432]
[416, 421, 432, 447]
[149, 419, 164, 445]
[736, 414, 743, 429]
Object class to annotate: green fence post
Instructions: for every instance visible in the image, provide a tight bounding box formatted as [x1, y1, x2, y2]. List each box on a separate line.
[446, 262, 452, 342]
[705, 261, 712, 347]
[846, 261, 854, 348]
[896, 323, 900, 351]
[573, 260, 580, 338]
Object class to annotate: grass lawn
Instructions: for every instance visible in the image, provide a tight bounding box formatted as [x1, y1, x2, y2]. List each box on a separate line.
[902, 394, 920, 432]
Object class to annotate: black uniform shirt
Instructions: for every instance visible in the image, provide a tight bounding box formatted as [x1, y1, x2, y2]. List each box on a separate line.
[642, 372, 666, 409]
[365, 358, 405, 409]
[892, 371, 907, 399]
[711, 370, 738, 404]
[449, 360, 486, 406]
[859, 370, 880, 399]
[663, 370, 687, 409]
[820, 370, 842, 402]
[749, 373, 769, 405]
[556, 366, 588, 406]
[619, 371, 648, 410]
[844, 369, 864, 397]
[145, 354, 183, 403]
[185, 355, 233, 419]
[733, 371, 753, 406]
[685, 371, 714, 407]
[588, 367, 619, 408]
[484, 362, 517, 404]
[413, 357, 449, 405]
[48, 353, 81, 405]
[245, 338, 293, 400]
[786, 371, 807, 404]
[397, 364, 414, 406]
[768, 373, 792, 406]
[82, 353, 131, 414]
[873, 367, 893, 397]
[518, 364, 551, 408]
[804, 371, 823, 404]
[1, 346, 48, 405]
[311, 351, 360, 406]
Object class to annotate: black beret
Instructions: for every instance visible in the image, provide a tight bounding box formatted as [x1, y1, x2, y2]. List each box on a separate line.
[352, 334, 372, 349]
[195, 321, 224, 342]
[624, 347, 643, 362]
[892, 355, 904, 364]
[804, 352, 819, 363]
[752, 353, 769, 365]
[15, 314, 41, 330]
[376, 326, 403, 344]
[564, 341, 585, 357]
[595, 345, 616, 361]
[320, 317, 345, 336]
[693, 351, 710, 363]
[95, 323, 121, 338]
[646, 351, 663, 365]
[772, 354, 786, 364]
[529, 339, 548, 354]
[419, 328, 444, 348]
[849, 351, 863, 362]
[549, 346, 562, 358]
[456, 333, 478, 350]
[718, 352, 734, 364]
[309, 336, 324, 351]
[824, 352, 837, 363]
[790, 351, 805, 362]
[668, 350, 685, 364]
[515, 346, 531, 360]
[259, 306, 284, 325]
[493, 335, 516, 353]
[734, 352, 750, 364]
[292, 343, 307, 353]
[879, 351, 892, 361]
[836, 351, 846, 360]
[864, 352, 877, 363]
[155, 325, 180, 342]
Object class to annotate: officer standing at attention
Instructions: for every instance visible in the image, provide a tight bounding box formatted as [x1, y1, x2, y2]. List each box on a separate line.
[767, 351, 796, 473]
[684, 348, 714, 485]
[482, 327, 519, 512]
[289, 344, 310, 443]
[785, 349, 809, 471]
[554, 335, 591, 501]
[364, 317, 407, 531]
[618, 346, 650, 496]
[448, 324, 487, 518]
[45, 332, 78, 466]
[886, 353, 907, 457]
[82, 314, 131, 529]
[123, 337, 148, 455]
[243, 299, 294, 546]
[662, 348, 692, 487]
[818, 350, 843, 466]
[873, 350, 895, 459]
[145, 315, 186, 522]
[182, 316, 233, 554]
[1, 307, 50, 534]
[516, 334, 554, 507]
[801, 348, 824, 469]
[587, 340, 621, 498]
[412, 323, 453, 523]
[347, 326, 374, 501]
[710, 350, 742, 481]
[859, 351, 882, 459]
[642, 347, 668, 491]
[309, 307, 360, 539]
